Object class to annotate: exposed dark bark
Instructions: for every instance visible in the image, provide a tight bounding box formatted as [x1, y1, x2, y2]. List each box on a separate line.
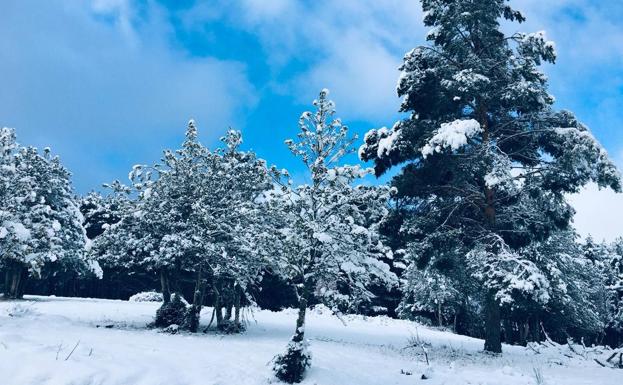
[185, 267, 207, 333]
[225, 304, 233, 321]
[292, 286, 308, 343]
[437, 302, 443, 327]
[213, 280, 224, 328]
[484, 291, 502, 353]
[234, 285, 242, 326]
[530, 315, 541, 343]
[519, 320, 529, 346]
[160, 269, 171, 304]
[4, 261, 28, 299]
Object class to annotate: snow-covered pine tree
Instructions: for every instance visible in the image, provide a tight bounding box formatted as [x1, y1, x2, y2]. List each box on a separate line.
[399, 264, 462, 328]
[510, 230, 605, 344]
[601, 238, 623, 347]
[80, 190, 128, 240]
[270, 90, 397, 383]
[0, 128, 90, 299]
[94, 122, 273, 332]
[82, 185, 148, 299]
[181, 128, 274, 332]
[359, 0, 620, 353]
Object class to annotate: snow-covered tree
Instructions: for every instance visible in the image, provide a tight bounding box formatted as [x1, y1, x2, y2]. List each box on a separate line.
[0, 128, 90, 299]
[93, 122, 273, 332]
[507, 231, 605, 344]
[600, 239, 623, 346]
[271, 90, 397, 383]
[80, 190, 128, 241]
[399, 266, 462, 328]
[359, 0, 620, 353]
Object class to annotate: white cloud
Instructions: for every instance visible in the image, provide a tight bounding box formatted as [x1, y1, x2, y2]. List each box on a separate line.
[568, 183, 623, 242]
[290, 32, 401, 122]
[182, 0, 424, 122]
[0, 0, 257, 191]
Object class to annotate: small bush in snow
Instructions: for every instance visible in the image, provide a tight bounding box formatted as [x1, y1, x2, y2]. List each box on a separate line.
[161, 324, 180, 334]
[217, 319, 246, 334]
[7, 303, 37, 318]
[154, 294, 187, 328]
[129, 291, 163, 302]
[273, 339, 311, 383]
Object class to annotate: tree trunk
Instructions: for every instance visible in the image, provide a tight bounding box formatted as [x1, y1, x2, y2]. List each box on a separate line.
[213, 280, 224, 328]
[530, 315, 540, 343]
[186, 267, 207, 333]
[437, 302, 443, 327]
[4, 262, 27, 299]
[160, 269, 171, 304]
[234, 285, 242, 326]
[292, 287, 308, 343]
[519, 319, 529, 346]
[484, 291, 502, 353]
[478, 103, 502, 353]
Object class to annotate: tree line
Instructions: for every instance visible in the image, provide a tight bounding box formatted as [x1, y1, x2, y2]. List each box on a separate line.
[1, 0, 623, 382]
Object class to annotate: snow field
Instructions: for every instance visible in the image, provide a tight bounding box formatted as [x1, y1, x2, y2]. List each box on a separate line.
[0, 296, 621, 385]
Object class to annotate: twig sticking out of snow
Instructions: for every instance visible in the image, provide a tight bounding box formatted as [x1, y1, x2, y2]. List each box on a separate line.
[526, 342, 541, 354]
[594, 359, 606, 367]
[539, 323, 557, 347]
[55, 343, 63, 361]
[566, 338, 586, 359]
[203, 308, 216, 333]
[65, 340, 80, 361]
[404, 328, 430, 366]
[532, 367, 546, 385]
[333, 310, 348, 327]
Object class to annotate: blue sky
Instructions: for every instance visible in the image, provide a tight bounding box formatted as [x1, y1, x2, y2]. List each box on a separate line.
[2, 0, 623, 239]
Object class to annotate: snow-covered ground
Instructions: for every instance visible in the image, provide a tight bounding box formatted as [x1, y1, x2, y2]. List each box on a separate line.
[0, 296, 620, 385]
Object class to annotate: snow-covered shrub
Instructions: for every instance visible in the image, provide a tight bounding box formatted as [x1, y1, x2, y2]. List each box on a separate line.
[154, 294, 187, 328]
[129, 291, 163, 302]
[398, 267, 461, 327]
[6, 303, 38, 318]
[161, 324, 180, 334]
[216, 319, 246, 334]
[273, 339, 311, 384]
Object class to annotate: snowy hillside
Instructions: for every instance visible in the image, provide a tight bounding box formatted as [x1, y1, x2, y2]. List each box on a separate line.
[0, 296, 620, 385]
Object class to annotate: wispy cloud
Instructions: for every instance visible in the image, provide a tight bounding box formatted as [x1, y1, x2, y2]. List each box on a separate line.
[2, 0, 622, 241]
[0, 0, 257, 191]
[179, 0, 425, 122]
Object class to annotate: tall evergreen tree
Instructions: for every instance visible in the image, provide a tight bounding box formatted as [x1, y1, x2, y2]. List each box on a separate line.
[0, 128, 90, 299]
[360, 0, 620, 353]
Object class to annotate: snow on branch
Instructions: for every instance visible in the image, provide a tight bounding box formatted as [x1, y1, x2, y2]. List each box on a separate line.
[421, 119, 481, 158]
